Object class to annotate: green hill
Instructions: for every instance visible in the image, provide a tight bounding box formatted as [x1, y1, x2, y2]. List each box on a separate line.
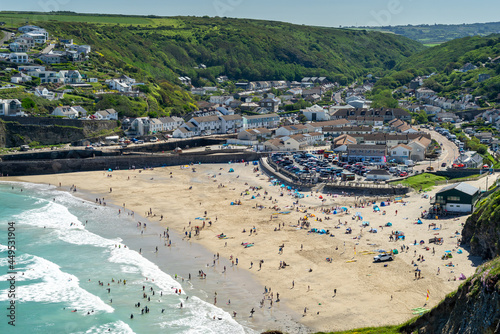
[372, 35, 500, 103]
[368, 21, 500, 45]
[1, 11, 424, 86]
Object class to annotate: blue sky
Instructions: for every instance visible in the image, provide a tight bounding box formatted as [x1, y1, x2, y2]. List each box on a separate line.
[3, 0, 500, 27]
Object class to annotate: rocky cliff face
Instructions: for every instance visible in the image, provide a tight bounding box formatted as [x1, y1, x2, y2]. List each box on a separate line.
[461, 190, 500, 259]
[0, 119, 119, 148]
[400, 258, 500, 334]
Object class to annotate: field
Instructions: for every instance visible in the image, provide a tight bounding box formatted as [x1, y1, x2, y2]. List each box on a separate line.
[0, 12, 154, 27]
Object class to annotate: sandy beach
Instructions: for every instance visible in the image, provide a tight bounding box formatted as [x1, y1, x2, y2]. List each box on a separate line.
[9, 163, 492, 332]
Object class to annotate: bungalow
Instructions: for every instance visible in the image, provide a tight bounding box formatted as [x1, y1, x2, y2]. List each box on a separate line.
[172, 127, 196, 139]
[263, 138, 286, 151]
[52, 106, 79, 119]
[72, 106, 88, 118]
[95, 109, 119, 121]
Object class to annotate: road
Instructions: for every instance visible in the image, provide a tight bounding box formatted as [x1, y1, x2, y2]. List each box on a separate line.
[0, 30, 10, 47]
[41, 43, 55, 54]
[418, 128, 459, 171]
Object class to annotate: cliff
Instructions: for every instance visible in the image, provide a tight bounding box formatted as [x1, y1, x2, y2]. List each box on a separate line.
[0, 118, 120, 148]
[400, 257, 500, 334]
[461, 189, 500, 259]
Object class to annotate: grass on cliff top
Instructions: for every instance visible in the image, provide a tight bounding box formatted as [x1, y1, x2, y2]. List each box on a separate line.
[392, 173, 446, 191]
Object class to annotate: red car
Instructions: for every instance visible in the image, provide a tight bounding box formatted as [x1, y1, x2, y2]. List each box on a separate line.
[399, 172, 408, 177]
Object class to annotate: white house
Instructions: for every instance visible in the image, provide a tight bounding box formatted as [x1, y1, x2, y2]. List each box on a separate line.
[130, 117, 150, 136]
[173, 127, 196, 139]
[28, 70, 63, 84]
[219, 114, 243, 134]
[0, 99, 23, 116]
[9, 42, 29, 52]
[303, 104, 330, 122]
[242, 114, 280, 129]
[149, 118, 164, 133]
[275, 124, 311, 137]
[209, 95, 234, 105]
[187, 116, 222, 135]
[389, 144, 412, 163]
[9, 53, 29, 63]
[95, 109, 119, 120]
[158, 116, 184, 131]
[34, 87, 56, 100]
[51, 106, 79, 119]
[11, 72, 32, 84]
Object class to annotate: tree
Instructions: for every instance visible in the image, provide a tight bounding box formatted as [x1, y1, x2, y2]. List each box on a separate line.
[415, 110, 428, 124]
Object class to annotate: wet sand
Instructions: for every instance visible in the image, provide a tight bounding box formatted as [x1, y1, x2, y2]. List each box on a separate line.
[9, 163, 490, 332]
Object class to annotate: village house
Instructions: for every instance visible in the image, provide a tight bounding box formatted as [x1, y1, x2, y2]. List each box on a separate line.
[275, 124, 312, 137]
[407, 136, 431, 161]
[186, 115, 222, 135]
[237, 128, 273, 141]
[308, 119, 350, 133]
[258, 97, 281, 113]
[389, 144, 412, 163]
[0, 99, 23, 116]
[432, 182, 480, 213]
[9, 53, 29, 63]
[106, 75, 137, 92]
[51, 106, 79, 119]
[330, 107, 411, 122]
[303, 104, 330, 121]
[283, 132, 325, 151]
[130, 117, 150, 136]
[158, 116, 184, 131]
[242, 114, 280, 129]
[94, 109, 119, 121]
[34, 87, 57, 100]
[39, 53, 65, 64]
[346, 144, 387, 163]
[220, 114, 243, 134]
[209, 95, 234, 106]
[365, 169, 392, 181]
[11, 72, 32, 84]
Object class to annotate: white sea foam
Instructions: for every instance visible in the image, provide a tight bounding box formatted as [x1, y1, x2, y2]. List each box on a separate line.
[108, 247, 182, 293]
[0, 254, 114, 314]
[160, 295, 251, 334]
[74, 321, 135, 334]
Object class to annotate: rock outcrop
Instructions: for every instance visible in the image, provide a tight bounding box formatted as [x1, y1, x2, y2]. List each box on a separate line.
[461, 189, 500, 259]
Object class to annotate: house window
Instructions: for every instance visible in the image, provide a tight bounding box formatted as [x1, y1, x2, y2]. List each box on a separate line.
[447, 196, 460, 201]
[437, 196, 444, 201]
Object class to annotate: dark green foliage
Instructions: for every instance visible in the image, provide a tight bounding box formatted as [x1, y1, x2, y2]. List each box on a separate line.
[39, 17, 424, 85]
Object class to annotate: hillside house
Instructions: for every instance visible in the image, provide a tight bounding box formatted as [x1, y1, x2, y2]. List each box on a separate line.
[258, 98, 280, 113]
[11, 72, 32, 84]
[51, 106, 79, 119]
[220, 114, 243, 133]
[95, 109, 119, 121]
[238, 128, 273, 141]
[243, 114, 280, 129]
[9, 53, 29, 63]
[0, 99, 23, 116]
[389, 144, 412, 163]
[159, 116, 184, 131]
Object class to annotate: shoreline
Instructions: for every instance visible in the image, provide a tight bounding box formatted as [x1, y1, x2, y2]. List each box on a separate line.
[3, 178, 308, 334]
[6, 163, 489, 332]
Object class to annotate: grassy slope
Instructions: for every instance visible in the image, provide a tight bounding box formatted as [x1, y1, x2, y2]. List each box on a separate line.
[1, 12, 425, 85]
[392, 173, 446, 191]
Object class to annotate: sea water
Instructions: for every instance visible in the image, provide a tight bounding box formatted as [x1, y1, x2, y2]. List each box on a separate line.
[0, 182, 259, 334]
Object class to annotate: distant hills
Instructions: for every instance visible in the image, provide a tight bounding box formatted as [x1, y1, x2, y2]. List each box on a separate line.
[367, 21, 500, 45]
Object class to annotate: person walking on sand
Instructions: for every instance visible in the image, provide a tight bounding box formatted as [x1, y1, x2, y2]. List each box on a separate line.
[250, 308, 255, 317]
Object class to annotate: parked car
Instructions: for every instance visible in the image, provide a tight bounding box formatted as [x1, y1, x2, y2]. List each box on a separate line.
[373, 253, 393, 262]
[441, 162, 447, 167]
[426, 166, 434, 171]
